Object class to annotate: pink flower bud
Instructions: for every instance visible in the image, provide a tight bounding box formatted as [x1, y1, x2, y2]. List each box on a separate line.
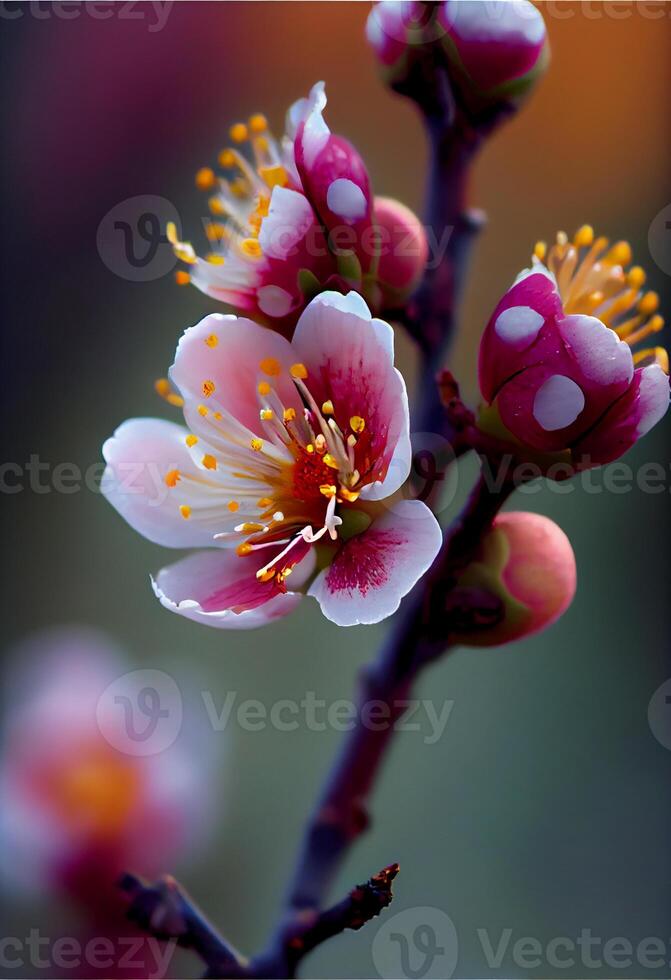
[452, 512, 576, 648]
[477, 229, 669, 471]
[438, 0, 549, 102]
[374, 196, 428, 306]
[365, 1, 429, 77]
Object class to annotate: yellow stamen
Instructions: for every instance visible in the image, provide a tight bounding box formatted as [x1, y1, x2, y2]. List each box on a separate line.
[237, 543, 253, 556]
[339, 487, 361, 503]
[639, 292, 659, 316]
[627, 266, 646, 288]
[195, 167, 216, 191]
[239, 522, 265, 534]
[259, 165, 288, 189]
[197, 405, 208, 417]
[260, 408, 274, 421]
[320, 484, 337, 498]
[185, 434, 198, 448]
[350, 415, 366, 434]
[573, 225, 594, 248]
[257, 497, 273, 508]
[321, 400, 334, 415]
[202, 380, 216, 398]
[154, 377, 184, 408]
[179, 505, 191, 520]
[229, 122, 248, 143]
[306, 444, 315, 454]
[209, 197, 226, 216]
[228, 500, 240, 513]
[606, 241, 632, 266]
[283, 407, 296, 422]
[290, 363, 308, 379]
[533, 241, 547, 262]
[258, 381, 272, 396]
[164, 469, 180, 488]
[259, 357, 281, 376]
[633, 347, 669, 373]
[241, 238, 262, 258]
[250, 438, 263, 452]
[205, 223, 226, 242]
[323, 454, 339, 469]
[202, 454, 217, 470]
[249, 113, 267, 134]
[257, 568, 277, 583]
[218, 148, 236, 168]
[205, 253, 225, 265]
[175, 270, 191, 286]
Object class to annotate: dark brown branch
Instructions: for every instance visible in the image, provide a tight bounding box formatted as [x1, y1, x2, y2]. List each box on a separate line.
[119, 872, 248, 978]
[252, 864, 399, 979]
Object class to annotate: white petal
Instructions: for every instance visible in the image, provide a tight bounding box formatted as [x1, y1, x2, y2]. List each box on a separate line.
[559, 314, 634, 387]
[532, 375, 585, 431]
[494, 305, 545, 349]
[636, 364, 670, 437]
[101, 418, 226, 548]
[309, 500, 442, 627]
[257, 285, 294, 318]
[326, 178, 368, 221]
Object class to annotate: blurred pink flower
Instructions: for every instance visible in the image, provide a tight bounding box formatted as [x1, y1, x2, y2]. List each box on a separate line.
[1, 628, 211, 907]
[478, 227, 669, 469]
[102, 292, 441, 628]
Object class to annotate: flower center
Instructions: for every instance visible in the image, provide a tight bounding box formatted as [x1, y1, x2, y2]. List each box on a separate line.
[534, 226, 667, 373]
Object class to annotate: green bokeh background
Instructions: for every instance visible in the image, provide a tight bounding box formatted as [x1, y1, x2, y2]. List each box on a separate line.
[1, 3, 670, 977]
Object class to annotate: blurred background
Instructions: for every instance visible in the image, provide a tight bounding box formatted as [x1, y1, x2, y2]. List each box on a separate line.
[1, 2, 670, 978]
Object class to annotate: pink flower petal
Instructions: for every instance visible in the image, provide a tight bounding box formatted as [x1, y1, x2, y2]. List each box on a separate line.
[292, 291, 411, 496]
[574, 364, 670, 467]
[153, 545, 316, 630]
[102, 418, 226, 548]
[309, 499, 442, 626]
[170, 313, 301, 434]
[478, 268, 563, 402]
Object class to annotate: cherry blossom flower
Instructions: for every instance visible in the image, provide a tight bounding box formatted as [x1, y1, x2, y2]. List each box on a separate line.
[478, 227, 669, 469]
[102, 292, 442, 628]
[451, 512, 576, 647]
[169, 83, 426, 336]
[1, 629, 210, 905]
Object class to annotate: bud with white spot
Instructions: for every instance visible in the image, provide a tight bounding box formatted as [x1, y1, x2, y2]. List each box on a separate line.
[477, 228, 669, 472]
[437, 0, 549, 107]
[450, 512, 576, 647]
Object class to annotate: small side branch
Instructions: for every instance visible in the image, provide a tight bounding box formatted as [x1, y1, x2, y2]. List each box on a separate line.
[119, 873, 248, 978]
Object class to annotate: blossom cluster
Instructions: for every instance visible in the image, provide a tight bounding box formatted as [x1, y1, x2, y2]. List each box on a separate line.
[101, 3, 668, 646]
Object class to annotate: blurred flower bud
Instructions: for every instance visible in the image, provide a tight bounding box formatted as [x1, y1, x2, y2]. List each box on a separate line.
[365, 1, 430, 81]
[438, 0, 549, 106]
[451, 512, 576, 647]
[374, 195, 429, 307]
